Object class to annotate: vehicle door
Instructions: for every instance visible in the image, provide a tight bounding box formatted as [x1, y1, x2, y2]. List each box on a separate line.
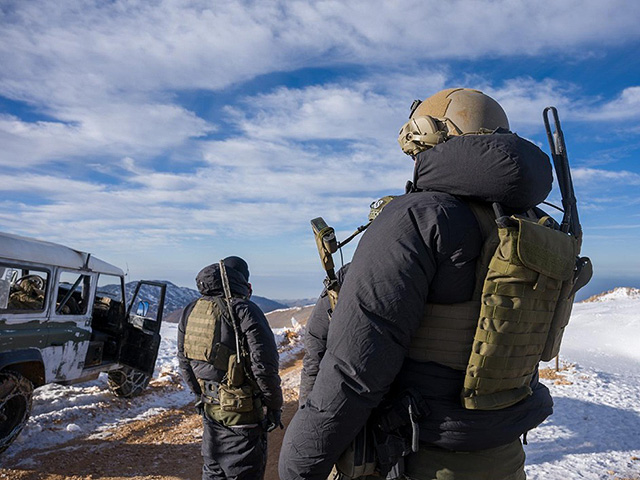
[47, 270, 95, 382]
[118, 281, 166, 376]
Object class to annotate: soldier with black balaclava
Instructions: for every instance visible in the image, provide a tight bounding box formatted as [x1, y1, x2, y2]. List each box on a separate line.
[177, 256, 283, 480]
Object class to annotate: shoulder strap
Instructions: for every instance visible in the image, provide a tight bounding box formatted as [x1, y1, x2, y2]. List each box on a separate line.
[466, 201, 499, 300]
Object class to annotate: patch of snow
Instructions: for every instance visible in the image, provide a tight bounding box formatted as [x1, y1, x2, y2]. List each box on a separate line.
[583, 286, 640, 302]
[273, 319, 305, 367]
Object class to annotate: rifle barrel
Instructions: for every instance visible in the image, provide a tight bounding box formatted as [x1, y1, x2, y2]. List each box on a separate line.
[543, 107, 582, 239]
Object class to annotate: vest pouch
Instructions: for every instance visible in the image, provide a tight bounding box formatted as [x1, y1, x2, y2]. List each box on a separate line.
[541, 256, 592, 361]
[205, 395, 264, 426]
[539, 282, 574, 362]
[463, 216, 578, 410]
[227, 354, 245, 387]
[218, 383, 255, 413]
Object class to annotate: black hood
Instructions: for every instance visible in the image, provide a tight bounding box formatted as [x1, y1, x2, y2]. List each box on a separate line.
[413, 132, 552, 211]
[195, 263, 250, 298]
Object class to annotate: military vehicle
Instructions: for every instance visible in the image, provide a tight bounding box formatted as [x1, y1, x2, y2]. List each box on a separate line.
[0, 232, 167, 453]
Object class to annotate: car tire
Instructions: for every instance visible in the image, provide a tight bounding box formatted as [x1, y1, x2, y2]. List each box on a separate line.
[107, 366, 151, 398]
[0, 371, 34, 454]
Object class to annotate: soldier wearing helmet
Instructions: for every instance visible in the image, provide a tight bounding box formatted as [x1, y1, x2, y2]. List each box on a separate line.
[280, 88, 556, 480]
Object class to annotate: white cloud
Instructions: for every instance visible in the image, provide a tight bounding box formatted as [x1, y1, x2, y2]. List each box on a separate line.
[579, 87, 640, 122]
[0, 103, 213, 166]
[572, 167, 640, 186]
[3, 1, 639, 105]
[225, 84, 402, 148]
[1, 1, 637, 167]
[4, 1, 638, 104]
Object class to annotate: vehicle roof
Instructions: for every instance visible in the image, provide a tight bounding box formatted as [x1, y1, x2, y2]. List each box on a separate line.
[0, 232, 124, 276]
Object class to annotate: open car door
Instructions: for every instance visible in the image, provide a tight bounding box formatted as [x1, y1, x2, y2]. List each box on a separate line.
[118, 281, 167, 376]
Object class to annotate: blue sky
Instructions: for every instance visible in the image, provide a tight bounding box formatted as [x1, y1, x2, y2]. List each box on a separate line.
[1, 0, 639, 300]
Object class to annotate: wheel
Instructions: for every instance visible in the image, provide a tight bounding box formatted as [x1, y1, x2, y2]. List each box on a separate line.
[107, 367, 151, 398]
[0, 371, 33, 454]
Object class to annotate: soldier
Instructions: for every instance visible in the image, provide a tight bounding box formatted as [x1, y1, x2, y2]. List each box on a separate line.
[280, 88, 579, 480]
[8, 274, 46, 310]
[177, 256, 283, 480]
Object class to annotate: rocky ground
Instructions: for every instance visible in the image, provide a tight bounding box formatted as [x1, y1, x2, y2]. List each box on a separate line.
[0, 364, 302, 480]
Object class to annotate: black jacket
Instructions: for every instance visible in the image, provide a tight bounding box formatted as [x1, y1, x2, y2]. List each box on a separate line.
[177, 263, 283, 411]
[279, 132, 555, 479]
[299, 264, 350, 405]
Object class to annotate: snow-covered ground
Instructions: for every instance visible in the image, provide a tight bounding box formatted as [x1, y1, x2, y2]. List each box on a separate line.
[4, 290, 640, 479]
[4, 318, 305, 461]
[528, 290, 640, 479]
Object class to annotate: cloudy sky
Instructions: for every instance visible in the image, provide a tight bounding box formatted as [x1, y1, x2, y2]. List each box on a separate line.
[1, 0, 639, 300]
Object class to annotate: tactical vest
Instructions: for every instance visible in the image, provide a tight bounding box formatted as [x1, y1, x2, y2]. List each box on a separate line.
[408, 203, 498, 371]
[183, 297, 226, 364]
[408, 202, 580, 411]
[183, 296, 263, 425]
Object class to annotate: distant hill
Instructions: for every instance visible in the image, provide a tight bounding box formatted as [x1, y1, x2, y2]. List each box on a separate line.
[274, 298, 317, 308]
[100, 280, 296, 321]
[582, 286, 640, 303]
[254, 296, 289, 313]
[266, 305, 316, 329]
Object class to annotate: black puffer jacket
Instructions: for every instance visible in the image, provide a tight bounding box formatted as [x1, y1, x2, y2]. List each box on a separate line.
[299, 264, 350, 406]
[279, 132, 555, 480]
[177, 263, 283, 411]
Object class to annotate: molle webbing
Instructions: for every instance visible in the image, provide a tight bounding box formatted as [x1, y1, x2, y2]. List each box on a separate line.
[183, 298, 223, 362]
[462, 215, 578, 410]
[408, 202, 496, 370]
[408, 302, 480, 370]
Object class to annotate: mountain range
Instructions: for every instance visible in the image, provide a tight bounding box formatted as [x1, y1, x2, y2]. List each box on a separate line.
[114, 281, 311, 322]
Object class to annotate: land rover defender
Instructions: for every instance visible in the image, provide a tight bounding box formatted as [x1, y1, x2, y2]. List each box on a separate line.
[0, 232, 166, 452]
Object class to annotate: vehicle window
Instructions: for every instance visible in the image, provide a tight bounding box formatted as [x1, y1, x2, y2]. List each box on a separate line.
[130, 283, 164, 322]
[94, 273, 125, 318]
[96, 274, 124, 303]
[0, 263, 49, 313]
[57, 271, 92, 315]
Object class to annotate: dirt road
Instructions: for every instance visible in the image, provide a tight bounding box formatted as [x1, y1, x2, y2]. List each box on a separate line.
[0, 367, 302, 480]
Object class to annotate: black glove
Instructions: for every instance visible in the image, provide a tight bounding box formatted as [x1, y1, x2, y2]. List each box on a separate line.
[265, 408, 284, 432]
[194, 394, 204, 415]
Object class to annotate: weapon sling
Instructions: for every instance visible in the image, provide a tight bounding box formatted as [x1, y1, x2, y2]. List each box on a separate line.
[216, 260, 256, 415]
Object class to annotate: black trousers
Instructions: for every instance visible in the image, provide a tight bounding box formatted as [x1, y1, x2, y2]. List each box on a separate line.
[201, 413, 267, 480]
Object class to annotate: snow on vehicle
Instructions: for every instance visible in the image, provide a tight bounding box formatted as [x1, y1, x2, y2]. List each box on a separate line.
[0, 232, 166, 453]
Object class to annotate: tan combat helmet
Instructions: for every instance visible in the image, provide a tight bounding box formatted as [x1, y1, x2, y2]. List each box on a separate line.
[398, 88, 510, 156]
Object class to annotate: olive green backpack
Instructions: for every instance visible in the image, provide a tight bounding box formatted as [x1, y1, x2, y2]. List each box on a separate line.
[462, 207, 592, 410]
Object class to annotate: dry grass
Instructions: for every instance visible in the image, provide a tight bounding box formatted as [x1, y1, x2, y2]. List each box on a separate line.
[539, 363, 576, 385]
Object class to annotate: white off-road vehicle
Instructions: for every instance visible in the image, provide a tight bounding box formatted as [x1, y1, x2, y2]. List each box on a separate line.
[0, 232, 166, 453]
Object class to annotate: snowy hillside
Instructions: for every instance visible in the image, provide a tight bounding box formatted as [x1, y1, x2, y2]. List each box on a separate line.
[3, 289, 640, 479]
[530, 288, 640, 479]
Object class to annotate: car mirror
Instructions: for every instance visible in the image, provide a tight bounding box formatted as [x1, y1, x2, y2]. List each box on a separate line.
[136, 301, 149, 317]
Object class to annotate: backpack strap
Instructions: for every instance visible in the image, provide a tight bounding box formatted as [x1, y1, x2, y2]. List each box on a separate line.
[466, 202, 500, 301]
